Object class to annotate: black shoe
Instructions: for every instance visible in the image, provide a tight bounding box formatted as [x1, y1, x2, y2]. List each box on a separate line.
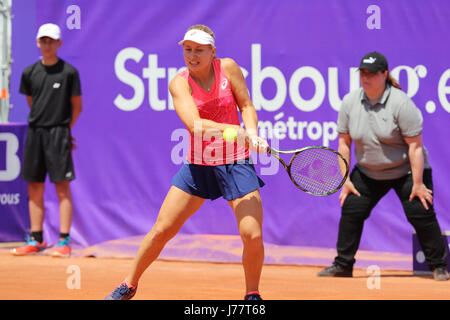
[244, 293, 263, 300]
[433, 267, 449, 281]
[317, 264, 353, 277]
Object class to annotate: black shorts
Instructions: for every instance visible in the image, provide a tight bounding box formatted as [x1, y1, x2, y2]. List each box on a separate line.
[22, 126, 75, 183]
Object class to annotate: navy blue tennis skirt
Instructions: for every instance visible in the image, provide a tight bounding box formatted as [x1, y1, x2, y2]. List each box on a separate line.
[171, 158, 265, 201]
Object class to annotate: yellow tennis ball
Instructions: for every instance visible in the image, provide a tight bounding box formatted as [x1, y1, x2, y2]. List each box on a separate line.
[222, 127, 238, 142]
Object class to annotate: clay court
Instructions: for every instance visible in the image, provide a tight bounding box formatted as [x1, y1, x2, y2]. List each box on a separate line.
[0, 248, 448, 300]
[1, 1, 450, 306]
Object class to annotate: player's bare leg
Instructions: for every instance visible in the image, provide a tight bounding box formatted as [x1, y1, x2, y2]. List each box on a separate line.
[125, 186, 205, 286]
[229, 189, 264, 294]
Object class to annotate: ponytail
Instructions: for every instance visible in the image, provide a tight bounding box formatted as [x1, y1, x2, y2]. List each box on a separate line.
[386, 72, 402, 90]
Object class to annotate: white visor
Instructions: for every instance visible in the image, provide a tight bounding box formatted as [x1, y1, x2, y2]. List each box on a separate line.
[178, 29, 215, 47]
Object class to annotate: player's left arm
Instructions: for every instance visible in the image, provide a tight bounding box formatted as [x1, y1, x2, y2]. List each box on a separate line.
[404, 134, 433, 210]
[222, 58, 267, 152]
[222, 58, 257, 133]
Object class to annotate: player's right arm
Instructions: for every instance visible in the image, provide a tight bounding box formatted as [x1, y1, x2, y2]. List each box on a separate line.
[169, 75, 241, 136]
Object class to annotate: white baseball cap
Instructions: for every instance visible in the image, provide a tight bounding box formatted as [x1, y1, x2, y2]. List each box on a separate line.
[178, 29, 215, 47]
[36, 23, 61, 40]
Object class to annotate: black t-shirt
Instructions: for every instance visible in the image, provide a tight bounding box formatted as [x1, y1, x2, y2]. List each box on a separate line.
[20, 59, 81, 127]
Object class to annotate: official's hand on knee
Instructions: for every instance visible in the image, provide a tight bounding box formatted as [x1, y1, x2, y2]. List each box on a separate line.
[409, 183, 433, 210]
[339, 181, 361, 207]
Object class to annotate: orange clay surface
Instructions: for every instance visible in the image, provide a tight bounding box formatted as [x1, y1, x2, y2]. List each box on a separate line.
[0, 250, 448, 300]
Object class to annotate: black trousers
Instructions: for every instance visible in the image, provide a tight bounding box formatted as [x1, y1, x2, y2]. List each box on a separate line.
[334, 167, 448, 271]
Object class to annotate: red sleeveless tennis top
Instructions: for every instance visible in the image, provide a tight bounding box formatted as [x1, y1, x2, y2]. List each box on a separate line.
[179, 58, 249, 165]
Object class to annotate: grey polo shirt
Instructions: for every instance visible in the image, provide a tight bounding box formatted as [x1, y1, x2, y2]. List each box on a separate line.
[337, 85, 430, 180]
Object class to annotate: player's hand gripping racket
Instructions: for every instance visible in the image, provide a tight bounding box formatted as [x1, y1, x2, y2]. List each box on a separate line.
[267, 146, 349, 196]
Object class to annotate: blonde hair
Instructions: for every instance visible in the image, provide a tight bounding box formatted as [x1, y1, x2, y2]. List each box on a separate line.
[186, 24, 215, 40]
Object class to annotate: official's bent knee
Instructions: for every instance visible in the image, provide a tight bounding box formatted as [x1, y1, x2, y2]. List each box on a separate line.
[402, 199, 436, 222]
[341, 195, 372, 221]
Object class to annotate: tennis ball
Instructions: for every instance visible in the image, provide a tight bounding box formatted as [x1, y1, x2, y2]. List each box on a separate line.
[222, 127, 238, 142]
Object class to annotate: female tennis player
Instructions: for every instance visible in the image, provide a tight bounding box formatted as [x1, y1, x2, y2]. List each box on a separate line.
[105, 25, 269, 300]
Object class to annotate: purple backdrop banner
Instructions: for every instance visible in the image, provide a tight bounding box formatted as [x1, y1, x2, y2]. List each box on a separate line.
[0, 124, 29, 241]
[8, 0, 450, 253]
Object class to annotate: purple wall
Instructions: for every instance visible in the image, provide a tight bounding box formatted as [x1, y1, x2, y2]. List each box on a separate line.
[7, 0, 450, 253]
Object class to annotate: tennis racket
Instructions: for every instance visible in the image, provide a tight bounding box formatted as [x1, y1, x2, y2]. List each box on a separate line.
[267, 146, 349, 196]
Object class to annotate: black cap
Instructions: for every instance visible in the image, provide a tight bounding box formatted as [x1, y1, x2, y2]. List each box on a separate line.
[359, 51, 388, 73]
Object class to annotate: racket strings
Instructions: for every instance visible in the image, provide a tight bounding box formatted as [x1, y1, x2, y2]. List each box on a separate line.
[290, 149, 345, 194]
